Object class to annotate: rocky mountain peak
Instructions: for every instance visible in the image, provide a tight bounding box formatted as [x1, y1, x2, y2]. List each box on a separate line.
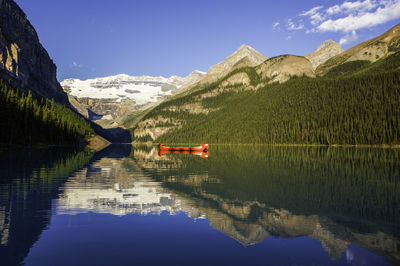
[305, 40, 344, 70]
[191, 70, 206, 75]
[236, 44, 255, 53]
[315, 40, 341, 52]
[185, 70, 206, 80]
[201, 44, 267, 84]
[184, 69, 204, 80]
[226, 44, 266, 65]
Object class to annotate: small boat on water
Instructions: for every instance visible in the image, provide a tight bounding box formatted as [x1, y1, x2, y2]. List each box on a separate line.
[158, 143, 209, 152]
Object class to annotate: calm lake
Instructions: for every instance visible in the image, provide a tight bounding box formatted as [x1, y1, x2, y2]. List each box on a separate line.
[0, 145, 399, 266]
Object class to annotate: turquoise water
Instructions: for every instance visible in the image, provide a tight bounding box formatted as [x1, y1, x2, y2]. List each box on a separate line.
[0, 145, 399, 265]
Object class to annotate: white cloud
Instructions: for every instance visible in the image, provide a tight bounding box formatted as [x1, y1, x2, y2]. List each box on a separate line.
[339, 30, 358, 44]
[317, 1, 400, 33]
[300, 6, 324, 17]
[326, 0, 378, 15]
[285, 35, 292, 40]
[287, 0, 400, 45]
[310, 13, 324, 26]
[287, 18, 304, 30]
[300, 6, 325, 26]
[272, 22, 280, 31]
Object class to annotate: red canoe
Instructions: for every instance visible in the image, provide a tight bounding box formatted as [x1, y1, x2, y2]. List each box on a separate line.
[158, 143, 209, 152]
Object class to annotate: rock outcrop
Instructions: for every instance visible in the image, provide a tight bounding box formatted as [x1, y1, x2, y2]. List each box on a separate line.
[256, 55, 315, 83]
[221, 72, 251, 87]
[304, 40, 344, 70]
[133, 116, 182, 140]
[70, 97, 137, 127]
[179, 70, 206, 88]
[0, 0, 68, 103]
[316, 23, 400, 75]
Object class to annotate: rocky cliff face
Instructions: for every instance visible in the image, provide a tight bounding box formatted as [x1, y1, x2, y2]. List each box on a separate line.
[69, 96, 137, 127]
[304, 40, 344, 70]
[0, 0, 68, 103]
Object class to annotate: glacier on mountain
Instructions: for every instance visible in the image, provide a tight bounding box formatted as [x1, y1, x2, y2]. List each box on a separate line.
[62, 73, 193, 105]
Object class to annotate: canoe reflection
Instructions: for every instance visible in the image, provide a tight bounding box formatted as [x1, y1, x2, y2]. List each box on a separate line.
[158, 150, 209, 158]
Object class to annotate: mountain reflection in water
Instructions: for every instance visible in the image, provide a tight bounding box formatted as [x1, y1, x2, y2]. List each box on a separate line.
[58, 145, 399, 264]
[0, 145, 399, 265]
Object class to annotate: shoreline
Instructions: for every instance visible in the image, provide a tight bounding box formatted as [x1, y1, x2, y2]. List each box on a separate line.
[131, 142, 400, 149]
[0, 135, 111, 152]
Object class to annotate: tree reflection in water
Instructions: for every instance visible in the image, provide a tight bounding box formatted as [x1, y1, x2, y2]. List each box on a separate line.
[0, 145, 399, 265]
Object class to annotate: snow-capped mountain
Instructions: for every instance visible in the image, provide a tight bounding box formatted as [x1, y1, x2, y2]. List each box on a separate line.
[61, 71, 205, 105]
[60, 71, 205, 127]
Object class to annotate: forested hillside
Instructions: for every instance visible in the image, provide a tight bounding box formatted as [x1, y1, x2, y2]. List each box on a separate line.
[0, 80, 94, 146]
[132, 51, 400, 145]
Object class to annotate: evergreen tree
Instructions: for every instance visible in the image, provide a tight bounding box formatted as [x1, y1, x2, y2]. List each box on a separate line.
[0, 80, 94, 146]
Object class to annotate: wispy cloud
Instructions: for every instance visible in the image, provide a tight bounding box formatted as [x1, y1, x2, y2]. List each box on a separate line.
[287, 0, 400, 44]
[300, 6, 324, 25]
[272, 22, 280, 31]
[339, 30, 358, 45]
[285, 35, 292, 40]
[70, 61, 83, 68]
[326, 0, 377, 16]
[287, 18, 304, 30]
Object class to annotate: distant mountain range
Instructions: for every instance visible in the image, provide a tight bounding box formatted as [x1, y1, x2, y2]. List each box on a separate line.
[61, 71, 206, 105]
[60, 39, 346, 130]
[60, 71, 205, 127]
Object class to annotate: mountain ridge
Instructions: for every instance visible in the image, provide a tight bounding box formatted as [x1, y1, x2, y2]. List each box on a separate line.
[316, 23, 400, 75]
[304, 40, 344, 70]
[130, 23, 400, 145]
[191, 44, 268, 88]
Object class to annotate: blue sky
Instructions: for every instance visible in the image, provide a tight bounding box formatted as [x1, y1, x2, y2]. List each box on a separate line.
[15, 0, 400, 81]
